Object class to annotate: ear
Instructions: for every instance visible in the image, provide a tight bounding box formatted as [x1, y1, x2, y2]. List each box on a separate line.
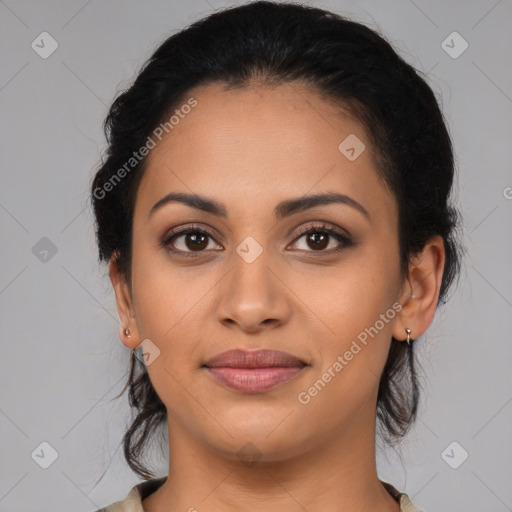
[109, 254, 141, 349]
[392, 235, 446, 343]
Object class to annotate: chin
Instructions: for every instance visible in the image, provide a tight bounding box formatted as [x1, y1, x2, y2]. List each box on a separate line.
[200, 412, 317, 462]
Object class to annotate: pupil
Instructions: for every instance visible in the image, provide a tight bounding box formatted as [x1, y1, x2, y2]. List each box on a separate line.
[308, 233, 328, 250]
[186, 233, 208, 251]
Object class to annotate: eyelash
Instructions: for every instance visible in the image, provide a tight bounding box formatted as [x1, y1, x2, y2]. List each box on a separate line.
[161, 222, 354, 258]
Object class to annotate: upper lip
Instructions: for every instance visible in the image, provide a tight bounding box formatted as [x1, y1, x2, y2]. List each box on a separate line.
[203, 349, 307, 368]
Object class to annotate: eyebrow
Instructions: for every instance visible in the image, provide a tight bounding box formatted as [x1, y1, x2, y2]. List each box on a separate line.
[148, 191, 371, 222]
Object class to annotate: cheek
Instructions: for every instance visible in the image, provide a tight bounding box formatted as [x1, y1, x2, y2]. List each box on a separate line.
[291, 243, 400, 402]
[130, 242, 215, 365]
[131, 238, 185, 332]
[294, 243, 399, 336]
[129, 248, 210, 412]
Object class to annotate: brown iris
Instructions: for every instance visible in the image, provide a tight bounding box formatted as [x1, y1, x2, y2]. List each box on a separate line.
[185, 233, 209, 251]
[306, 232, 329, 250]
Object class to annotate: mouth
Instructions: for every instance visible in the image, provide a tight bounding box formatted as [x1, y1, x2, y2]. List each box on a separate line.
[202, 348, 308, 394]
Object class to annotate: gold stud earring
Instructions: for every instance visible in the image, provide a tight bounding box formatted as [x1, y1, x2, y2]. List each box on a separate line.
[124, 328, 131, 337]
[405, 328, 411, 347]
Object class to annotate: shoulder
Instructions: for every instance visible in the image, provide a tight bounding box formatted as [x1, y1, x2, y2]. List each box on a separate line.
[93, 477, 167, 512]
[381, 480, 424, 512]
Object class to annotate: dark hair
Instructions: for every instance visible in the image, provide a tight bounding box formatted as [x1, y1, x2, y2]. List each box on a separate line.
[91, 1, 463, 480]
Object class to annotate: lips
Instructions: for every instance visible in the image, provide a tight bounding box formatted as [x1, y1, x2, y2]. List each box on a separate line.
[203, 349, 307, 394]
[203, 348, 306, 368]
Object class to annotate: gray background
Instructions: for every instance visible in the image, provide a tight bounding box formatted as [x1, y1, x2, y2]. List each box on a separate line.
[1, 1, 511, 511]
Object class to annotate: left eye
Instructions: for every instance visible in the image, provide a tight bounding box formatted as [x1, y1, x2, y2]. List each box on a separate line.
[290, 226, 353, 253]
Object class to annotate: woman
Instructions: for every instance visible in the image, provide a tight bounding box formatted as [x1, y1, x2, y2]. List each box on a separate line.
[91, 2, 462, 511]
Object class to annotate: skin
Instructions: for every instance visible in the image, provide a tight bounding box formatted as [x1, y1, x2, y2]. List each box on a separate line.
[109, 82, 445, 512]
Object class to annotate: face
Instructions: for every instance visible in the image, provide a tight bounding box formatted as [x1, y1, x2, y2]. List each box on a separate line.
[113, 82, 413, 462]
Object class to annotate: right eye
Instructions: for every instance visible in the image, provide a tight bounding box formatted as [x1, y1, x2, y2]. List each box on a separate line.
[161, 225, 223, 256]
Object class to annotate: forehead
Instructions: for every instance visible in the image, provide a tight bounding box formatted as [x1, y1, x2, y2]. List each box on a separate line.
[147, 82, 364, 166]
[135, 82, 396, 224]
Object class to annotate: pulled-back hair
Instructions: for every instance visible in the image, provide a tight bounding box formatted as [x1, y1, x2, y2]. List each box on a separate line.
[91, 1, 463, 479]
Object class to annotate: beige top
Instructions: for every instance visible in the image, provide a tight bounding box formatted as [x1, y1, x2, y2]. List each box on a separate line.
[94, 476, 423, 511]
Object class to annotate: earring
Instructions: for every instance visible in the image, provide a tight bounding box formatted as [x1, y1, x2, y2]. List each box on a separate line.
[405, 328, 412, 347]
[124, 328, 131, 337]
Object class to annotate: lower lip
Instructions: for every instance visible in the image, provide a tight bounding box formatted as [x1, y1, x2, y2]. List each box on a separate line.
[205, 366, 305, 393]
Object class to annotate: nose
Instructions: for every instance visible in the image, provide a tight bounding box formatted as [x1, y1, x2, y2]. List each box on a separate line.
[214, 249, 291, 334]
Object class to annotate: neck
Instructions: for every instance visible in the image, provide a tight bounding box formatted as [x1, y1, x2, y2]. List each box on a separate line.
[142, 404, 400, 512]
